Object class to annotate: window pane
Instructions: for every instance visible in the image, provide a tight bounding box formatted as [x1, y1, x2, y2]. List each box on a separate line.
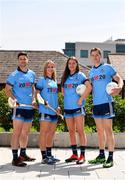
[80, 50, 88, 58]
[116, 44, 125, 52]
[103, 51, 111, 58]
[63, 49, 75, 56]
[65, 43, 75, 49]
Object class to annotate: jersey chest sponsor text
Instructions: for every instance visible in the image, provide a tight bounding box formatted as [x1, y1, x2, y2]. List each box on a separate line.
[19, 82, 32, 88]
[47, 87, 58, 93]
[64, 83, 78, 89]
[91, 74, 106, 82]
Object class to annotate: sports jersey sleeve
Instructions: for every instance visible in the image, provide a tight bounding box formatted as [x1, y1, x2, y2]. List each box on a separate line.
[88, 70, 93, 83]
[32, 72, 36, 84]
[28, 70, 36, 85]
[6, 73, 16, 87]
[108, 64, 117, 77]
[88, 70, 91, 79]
[36, 77, 44, 91]
[79, 72, 88, 84]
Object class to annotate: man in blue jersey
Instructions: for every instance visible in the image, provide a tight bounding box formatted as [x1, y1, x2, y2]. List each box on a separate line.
[5, 52, 36, 167]
[88, 48, 123, 168]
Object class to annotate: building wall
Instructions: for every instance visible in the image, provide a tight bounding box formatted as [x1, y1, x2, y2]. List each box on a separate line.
[75, 42, 116, 66]
[63, 40, 125, 67]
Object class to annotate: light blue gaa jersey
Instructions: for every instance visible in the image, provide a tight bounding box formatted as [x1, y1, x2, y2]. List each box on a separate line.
[6, 68, 36, 109]
[89, 63, 117, 105]
[36, 77, 58, 115]
[63, 72, 87, 110]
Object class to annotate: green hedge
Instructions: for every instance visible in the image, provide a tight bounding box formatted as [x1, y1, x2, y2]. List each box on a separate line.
[83, 95, 125, 132]
[0, 89, 125, 132]
[0, 89, 12, 131]
[113, 96, 125, 132]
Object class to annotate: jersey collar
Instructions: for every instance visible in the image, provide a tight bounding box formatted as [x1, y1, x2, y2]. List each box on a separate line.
[17, 66, 29, 74]
[69, 71, 77, 77]
[93, 63, 103, 69]
[46, 76, 53, 80]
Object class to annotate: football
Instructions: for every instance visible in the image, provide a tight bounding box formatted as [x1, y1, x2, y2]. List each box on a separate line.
[76, 84, 86, 96]
[106, 82, 118, 95]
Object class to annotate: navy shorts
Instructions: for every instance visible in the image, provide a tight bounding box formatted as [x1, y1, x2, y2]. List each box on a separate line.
[39, 113, 58, 123]
[64, 107, 86, 119]
[12, 108, 34, 122]
[93, 102, 115, 119]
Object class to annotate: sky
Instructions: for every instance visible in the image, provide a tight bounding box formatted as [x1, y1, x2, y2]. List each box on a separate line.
[0, 0, 125, 52]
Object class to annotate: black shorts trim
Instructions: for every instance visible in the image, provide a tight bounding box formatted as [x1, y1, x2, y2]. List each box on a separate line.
[64, 107, 85, 114]
[39, 113, 57, 120]
[12, 108, 34, 119]
[93, 102, 115, 116]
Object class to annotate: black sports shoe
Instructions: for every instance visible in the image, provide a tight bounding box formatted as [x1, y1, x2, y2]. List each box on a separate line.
[49, 156, 60, 162]
[12, 158, 27, 167]
[19, 155, 36, 161]
[41, 157, 56, 165]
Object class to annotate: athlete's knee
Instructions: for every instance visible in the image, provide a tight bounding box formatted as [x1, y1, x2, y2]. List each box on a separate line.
[68, 129, 76, 136]
[12, 133, 21, 142]
[77, 128, 84, 136]
[97, 128, 105, 136]
[40, 129, 49, 136]
[21, 127, 30, 136]
[13, 128, 22, 136]
[20, 132, 29, 140]
[105, 128, 113, 137]
[48, 130, 55, 137]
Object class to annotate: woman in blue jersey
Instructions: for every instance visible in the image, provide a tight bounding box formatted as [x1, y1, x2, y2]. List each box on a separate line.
[61, 57, 92, 164]
[88, 48, 123, 168]
[5, 52, 36, 167]
[36, 60, 60, 165]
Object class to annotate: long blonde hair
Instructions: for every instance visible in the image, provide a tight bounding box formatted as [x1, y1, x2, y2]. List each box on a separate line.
[43, 60, 56, 81]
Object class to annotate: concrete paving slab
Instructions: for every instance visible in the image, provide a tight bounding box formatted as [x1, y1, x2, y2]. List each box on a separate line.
[0, 148, 125, 180]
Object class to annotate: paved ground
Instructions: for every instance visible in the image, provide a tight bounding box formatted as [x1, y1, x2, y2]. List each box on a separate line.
[0, 147, 125, 180]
